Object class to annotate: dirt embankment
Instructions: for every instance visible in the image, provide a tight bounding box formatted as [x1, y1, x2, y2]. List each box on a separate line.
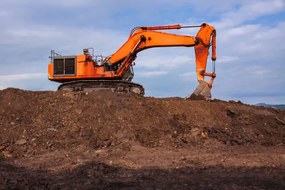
[0, 88, 284, 189]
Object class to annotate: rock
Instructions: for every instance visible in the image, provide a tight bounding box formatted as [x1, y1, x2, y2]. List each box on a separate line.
[275, 117, 285, 125]
[75, 109, 83, 115]
[201, 132, 208, 138]
[0, 145, 6, 150]
[226, 109, 238, 118]
[190, 128, 201, 137]
[15, 139, 27, 145]
[47, 127, 58, 132]
[2, 150, 12, 158]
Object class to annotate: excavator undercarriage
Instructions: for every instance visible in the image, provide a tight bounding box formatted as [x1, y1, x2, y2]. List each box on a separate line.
[57, 80, 144, 96]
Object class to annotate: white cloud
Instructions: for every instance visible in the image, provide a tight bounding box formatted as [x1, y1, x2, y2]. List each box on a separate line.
[0, 10, 10, 17]
[179, 71, 196, 82]
[179, 71, 195, 77]
[0, 73, 46, 82]
[222, 24, 260, 41]
[46, 0, 94, 7]
[135, 71, 168, 78]
[0, 73, 56, 90]
[216, 0, 285, 28]
[218, 56, 239, 63]
[136, 52, 194, 69]
[0, 73, 47, 82]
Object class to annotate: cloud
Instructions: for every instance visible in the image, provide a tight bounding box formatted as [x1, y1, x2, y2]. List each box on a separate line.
[135, 71, 168, 78]
[218, 56, 239, 63]
[0, 9, 10, 17]
[179, 72, 196, 81]
[0, 73, 57, 90]
[0, 73, 46, 82]
[136, 53, 194, 69]
[216, 0, 285, 28]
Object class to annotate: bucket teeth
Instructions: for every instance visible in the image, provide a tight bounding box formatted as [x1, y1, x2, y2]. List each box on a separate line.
[186, 81, 212, 100]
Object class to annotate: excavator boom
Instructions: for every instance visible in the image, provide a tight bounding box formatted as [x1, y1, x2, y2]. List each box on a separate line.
[48, 23, 217, 100]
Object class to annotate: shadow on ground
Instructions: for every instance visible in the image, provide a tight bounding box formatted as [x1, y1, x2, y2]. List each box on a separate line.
[1, 157, 284, 190]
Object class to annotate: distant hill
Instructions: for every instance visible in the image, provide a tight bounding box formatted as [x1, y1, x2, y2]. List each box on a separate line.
[256, 103, 285, 110]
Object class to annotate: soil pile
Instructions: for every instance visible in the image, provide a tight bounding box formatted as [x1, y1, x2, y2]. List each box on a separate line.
[0, 88, 284, 189]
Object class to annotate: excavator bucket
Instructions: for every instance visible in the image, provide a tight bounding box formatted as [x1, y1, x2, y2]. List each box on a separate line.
[186, 81, 212, 100]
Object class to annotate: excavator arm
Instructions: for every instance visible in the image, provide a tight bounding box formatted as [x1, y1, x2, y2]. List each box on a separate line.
[106, 23, 216, 99]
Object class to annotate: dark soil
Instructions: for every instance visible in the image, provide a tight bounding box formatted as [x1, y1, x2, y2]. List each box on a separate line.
[0, 88, 284, 189]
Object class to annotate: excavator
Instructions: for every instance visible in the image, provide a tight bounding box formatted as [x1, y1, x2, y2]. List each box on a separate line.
[48, 23, 216, 100]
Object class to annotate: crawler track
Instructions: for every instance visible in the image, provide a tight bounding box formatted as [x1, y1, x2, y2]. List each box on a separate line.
[57, 80, 145, 96]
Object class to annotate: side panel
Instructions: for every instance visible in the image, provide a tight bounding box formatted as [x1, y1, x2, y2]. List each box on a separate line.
[76, 55, 89, 77]
[48, 63, 53, 79]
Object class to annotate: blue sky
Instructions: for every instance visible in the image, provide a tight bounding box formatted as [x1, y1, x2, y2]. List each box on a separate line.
[0, 0, 284, 104]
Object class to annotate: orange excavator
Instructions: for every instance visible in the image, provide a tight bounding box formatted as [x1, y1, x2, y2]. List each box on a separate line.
[48, 23, 216, 100]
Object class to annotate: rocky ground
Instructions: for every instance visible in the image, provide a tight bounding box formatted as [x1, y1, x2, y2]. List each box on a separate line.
[0, 88, 284, 189]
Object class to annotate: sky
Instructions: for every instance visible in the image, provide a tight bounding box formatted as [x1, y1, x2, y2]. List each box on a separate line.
[0, 0, 284, 104]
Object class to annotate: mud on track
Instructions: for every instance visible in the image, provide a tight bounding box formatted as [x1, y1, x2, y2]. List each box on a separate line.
[0, 88, 284, 189]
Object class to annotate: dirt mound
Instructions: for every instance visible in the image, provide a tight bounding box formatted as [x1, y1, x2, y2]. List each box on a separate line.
[0, 88, 284, 157]
[0, 88, 285, 189]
